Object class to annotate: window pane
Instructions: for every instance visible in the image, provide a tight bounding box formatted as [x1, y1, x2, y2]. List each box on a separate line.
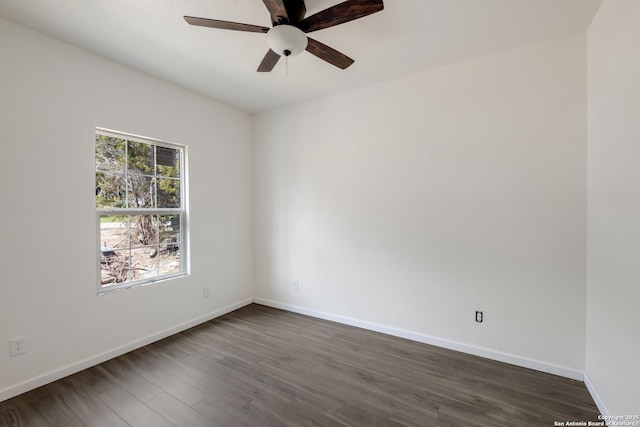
[96, 172, 126, 208]
[130, 215, 158, 248]
[157, 178, 180, 208]
[159, 214, 180, 242]
[127, 175, 155, 208]
[158, 215, 181, 275]
[99, 217, 130, 286]
[156, 147, 180, 177]
[99, 216, 129, 251]
[157, 246, 181, 275]
[130, 247, 159, 280]
[127, 140, 154, 175]
[100, 248, 129, 286]
[96, 135, 125, 174]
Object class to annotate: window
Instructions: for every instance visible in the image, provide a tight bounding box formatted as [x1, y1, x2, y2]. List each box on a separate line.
[95, 128, 187, 294]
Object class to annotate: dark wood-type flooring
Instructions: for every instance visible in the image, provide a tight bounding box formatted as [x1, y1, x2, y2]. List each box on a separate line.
[0, 304, 600, 426]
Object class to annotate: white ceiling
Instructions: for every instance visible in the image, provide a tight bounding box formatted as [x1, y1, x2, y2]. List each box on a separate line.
[0, 0, 602, 113]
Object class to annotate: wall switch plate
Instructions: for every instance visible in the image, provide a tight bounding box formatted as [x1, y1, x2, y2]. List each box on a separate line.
[293, 281, 299, 291]
[10, 337, 26, 357]
[204, 287, 210, 298]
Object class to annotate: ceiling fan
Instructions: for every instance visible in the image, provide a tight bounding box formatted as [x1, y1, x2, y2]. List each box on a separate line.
[184, 0, 384, 72]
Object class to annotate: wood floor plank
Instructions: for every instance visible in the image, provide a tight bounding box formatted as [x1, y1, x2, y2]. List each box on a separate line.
[95, 357, 164, 403]
[279, 355, 442, 422]
[118, 351, 208, 406]
[336, 402, 406, 426]
[0, 304, 601, 426]
[29, 394, 85, 427]
[0, 399, 50, 427]
[97, 386, 175, 427]
[192, 394, 258, 427]
[59, 386, 129, 427]
[181, 354, 295, 411]
[147, 392, 221, 427]
[237, 397, 300, 427]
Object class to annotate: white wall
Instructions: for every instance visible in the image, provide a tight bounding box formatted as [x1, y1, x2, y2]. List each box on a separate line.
[10, 5, 636, 409]
[254, 34, 587, 374]
[586, 0, 640, 415]
[0, 17, 253, 401]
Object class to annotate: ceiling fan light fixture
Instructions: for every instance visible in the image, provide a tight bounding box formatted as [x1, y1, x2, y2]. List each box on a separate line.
[267, 24, 308, 56]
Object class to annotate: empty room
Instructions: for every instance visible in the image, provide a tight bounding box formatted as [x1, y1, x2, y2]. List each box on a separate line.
[0, 0, 638, 425]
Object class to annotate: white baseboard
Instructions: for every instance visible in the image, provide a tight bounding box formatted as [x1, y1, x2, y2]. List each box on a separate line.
[2, 297, 593, 405]
[0, 298, 253, 403]
[253, 298, 585, 381]
[584, 371, 608, 417]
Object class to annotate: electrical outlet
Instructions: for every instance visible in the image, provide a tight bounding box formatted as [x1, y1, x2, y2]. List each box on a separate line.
[10, 337, 26, 357]
[293, 281, 299, 291]
[203, 287, 210, 298]
[475, 311, 483, 323]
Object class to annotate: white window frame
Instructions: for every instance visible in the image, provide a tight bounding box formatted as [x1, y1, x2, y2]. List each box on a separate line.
[95, 128, 188, 295]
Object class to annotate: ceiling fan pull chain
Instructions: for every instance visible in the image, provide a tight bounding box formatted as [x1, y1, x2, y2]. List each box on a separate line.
[285, 54, 289, 76]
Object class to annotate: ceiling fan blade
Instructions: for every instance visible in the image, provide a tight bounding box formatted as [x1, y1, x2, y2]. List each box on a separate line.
[184, 16, 269, 33]
[262, 0, 289, 24]
[298, 0, 383, 33]
[306, 38, 354, 69]
[257, 49, 281, 72]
